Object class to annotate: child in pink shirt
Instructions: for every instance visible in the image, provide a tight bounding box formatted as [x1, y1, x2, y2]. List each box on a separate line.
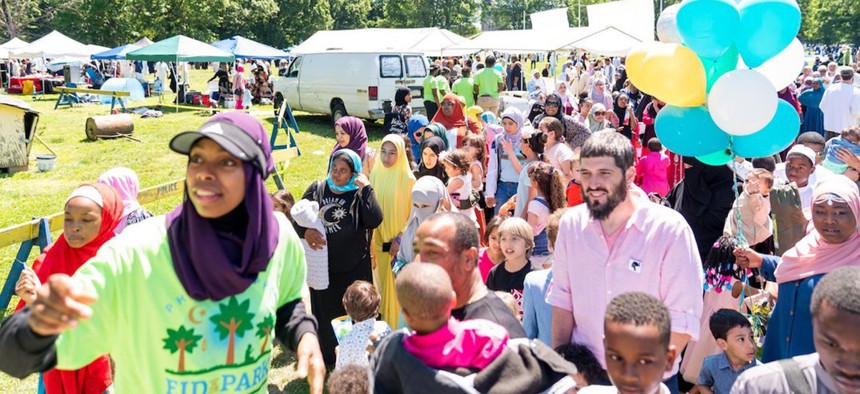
[397, 262, 509, 370]
[636, 138, 671, 197]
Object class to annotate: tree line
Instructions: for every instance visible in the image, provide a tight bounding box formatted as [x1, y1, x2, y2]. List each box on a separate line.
[0, 0, 855, 51]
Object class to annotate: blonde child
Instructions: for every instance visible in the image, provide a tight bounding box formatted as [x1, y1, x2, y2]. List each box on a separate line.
[523, 208, 568, 345]
[524, 162, 567, 267]
[270, 190, 295, 220]
[462, 134, 487, 191]
[723, 168, 774, 248]
[567, 148, 584, 206]
[486, 217, 534, 315]
[463, 134, 489, 238]
[441, 149, 477, 224]
[335, 281, 392, 370]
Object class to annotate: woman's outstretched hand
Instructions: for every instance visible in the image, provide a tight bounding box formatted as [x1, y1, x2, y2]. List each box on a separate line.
[28, 274, 97, 336]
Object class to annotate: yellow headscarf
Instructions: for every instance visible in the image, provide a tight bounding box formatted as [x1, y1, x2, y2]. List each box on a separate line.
[466, 105, 483, 126]
[370, 134, 415, 327]
[371, 134, 415, 245]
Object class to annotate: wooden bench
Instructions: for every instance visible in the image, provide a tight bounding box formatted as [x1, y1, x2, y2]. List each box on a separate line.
[54, 87, 131, 113]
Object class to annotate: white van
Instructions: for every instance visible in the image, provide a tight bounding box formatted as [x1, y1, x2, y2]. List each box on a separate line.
[272, 51, 429, 122]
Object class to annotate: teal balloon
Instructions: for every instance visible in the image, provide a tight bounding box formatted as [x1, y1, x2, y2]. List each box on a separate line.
[732, 100, 800, 158]
[655, 105, 730, 157]
[697, 148, 733, 166]
[701, 46, 739, 92]
[676, 0, 740, 59]
[736, 0, 801, 68]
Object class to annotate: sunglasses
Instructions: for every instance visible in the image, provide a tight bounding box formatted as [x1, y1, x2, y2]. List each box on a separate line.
[594, 111, 606, 115]
[414, 131, 423, 138]
[545, 101, 561, 107]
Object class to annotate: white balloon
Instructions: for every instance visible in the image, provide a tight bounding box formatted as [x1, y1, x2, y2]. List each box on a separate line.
[656, 4, 683, 44]
[753, 38, 805, 90]
[708, 69, 778, 136]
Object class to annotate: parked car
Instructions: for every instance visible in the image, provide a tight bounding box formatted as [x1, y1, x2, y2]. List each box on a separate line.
[272, 51, 429, 123]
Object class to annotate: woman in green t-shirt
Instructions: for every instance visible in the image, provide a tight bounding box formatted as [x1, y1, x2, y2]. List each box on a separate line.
[0, 112, 326, 394]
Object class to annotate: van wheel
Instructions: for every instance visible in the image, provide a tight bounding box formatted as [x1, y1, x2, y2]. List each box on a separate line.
[331, 102, 347, 124]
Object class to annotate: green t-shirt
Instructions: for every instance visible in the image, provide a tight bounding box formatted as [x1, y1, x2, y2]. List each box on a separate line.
[434, 75, 449, 99]
[474, 68, 503, 98]
[422, 74, 435, 102]
[452, 77, 475, 107]
[55, 213, 305, 394]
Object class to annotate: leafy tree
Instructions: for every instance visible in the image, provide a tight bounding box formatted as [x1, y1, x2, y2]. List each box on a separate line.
[209, 296, 255, 365]
[0, 0, 40, 40]
[162, 325, 203, 373]
[329, 0, 372, 29]
[255, 315, 275, 355]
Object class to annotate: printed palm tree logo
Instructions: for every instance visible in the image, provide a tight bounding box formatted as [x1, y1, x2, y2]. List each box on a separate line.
[255, 315, 275, 355]
[209, 296, 255, 365]
[162, 325, 203, 373]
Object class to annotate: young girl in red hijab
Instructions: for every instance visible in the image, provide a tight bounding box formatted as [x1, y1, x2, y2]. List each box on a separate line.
[15, 183, 122, 394]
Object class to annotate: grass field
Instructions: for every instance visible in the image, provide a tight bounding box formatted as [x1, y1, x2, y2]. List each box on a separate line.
[0, 68, 390, 393]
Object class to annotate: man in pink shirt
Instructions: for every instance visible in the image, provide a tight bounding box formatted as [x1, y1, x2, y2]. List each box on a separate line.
[549, 130, 704, 394]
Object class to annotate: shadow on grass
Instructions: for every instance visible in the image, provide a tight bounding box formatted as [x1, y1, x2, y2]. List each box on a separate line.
[265, 113, 385, 142]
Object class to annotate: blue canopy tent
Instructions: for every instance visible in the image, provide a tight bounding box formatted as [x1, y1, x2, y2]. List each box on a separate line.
[91, 44, 142, 60]
[211, 36, 290, 60]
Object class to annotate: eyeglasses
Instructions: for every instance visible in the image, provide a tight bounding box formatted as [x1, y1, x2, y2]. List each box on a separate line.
[545, 101, 561, 107]
[441, 102, 454, 107]
[594, 111, 606, 115]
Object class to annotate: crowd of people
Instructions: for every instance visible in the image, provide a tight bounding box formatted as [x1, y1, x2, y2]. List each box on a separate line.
[0, 49, 859, 394]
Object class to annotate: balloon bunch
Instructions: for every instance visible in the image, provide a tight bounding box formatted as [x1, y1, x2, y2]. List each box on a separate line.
[631, 0, 805, 165]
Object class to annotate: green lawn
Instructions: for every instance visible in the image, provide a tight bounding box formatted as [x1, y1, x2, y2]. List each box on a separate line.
[0, 68, 388, 393]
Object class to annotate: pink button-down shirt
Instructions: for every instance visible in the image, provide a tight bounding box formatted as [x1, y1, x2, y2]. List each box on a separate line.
[547, 199, 704, 377]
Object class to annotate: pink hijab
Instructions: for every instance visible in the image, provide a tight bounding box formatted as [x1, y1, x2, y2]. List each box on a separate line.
[97, 167, 142, 234]
[775, 176, 860, 283]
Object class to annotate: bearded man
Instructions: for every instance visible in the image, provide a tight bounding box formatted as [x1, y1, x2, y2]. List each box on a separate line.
[547, 130, 704, 394]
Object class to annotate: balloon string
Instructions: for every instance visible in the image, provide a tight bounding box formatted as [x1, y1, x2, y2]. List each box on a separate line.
[728, 138, 748, 247]
[728, 139, 761, 337]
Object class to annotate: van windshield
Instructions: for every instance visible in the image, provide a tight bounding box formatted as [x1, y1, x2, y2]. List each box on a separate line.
[405, 56, 426, 78]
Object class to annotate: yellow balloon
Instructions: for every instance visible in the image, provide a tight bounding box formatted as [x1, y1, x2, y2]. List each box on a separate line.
[641, 44, 707, 107]
[625, 42, 658, 93]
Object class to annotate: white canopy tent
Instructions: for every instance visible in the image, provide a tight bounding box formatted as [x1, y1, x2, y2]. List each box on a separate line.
[86, 44, 110, 54]
[291, 28, 474, 56]
[10, 31, 93, 59]
[442, 26, 643, 56]
[133, 37, 155, 47]
[442, 0, 653, 57]
[0, 38, 28, 58]
[586, 0, 655, 45]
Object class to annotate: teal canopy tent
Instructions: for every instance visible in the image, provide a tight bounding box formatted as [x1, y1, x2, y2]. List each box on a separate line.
[126, 35, 234, 63]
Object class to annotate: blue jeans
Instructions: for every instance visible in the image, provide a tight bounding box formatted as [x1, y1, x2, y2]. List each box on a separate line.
[494, 181, 518, 215]
[532, 230, 549, 256]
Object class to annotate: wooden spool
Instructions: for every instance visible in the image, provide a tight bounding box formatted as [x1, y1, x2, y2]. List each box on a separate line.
[85, 114, 134, 141]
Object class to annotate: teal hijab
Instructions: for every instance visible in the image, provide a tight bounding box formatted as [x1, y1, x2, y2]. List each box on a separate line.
[327, 149, 363, 192]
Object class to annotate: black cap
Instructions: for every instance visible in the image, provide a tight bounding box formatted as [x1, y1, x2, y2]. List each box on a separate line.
[169, 117, 268, 176]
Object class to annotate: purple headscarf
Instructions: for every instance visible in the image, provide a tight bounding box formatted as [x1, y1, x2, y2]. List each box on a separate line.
[166, 112, 279, 301]
[332, 116, 368, 160]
